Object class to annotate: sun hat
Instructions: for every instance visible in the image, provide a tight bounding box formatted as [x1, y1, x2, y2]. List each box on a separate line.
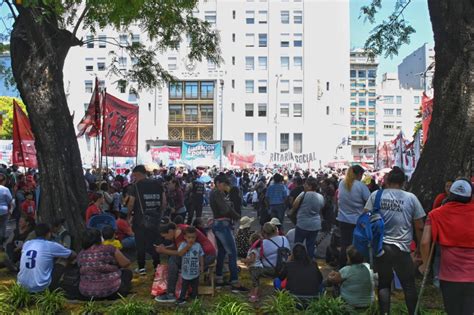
[269, 217, 282, 226]
[239, 216, 255, 229]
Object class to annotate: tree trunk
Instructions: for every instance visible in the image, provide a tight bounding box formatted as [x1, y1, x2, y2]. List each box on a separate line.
[10, 6, 88, 249]
[408, 0, 474, 209]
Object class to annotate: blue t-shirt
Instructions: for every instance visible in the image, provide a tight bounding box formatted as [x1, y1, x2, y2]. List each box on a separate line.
[179, 242, 204, 280]
[17, 239, 72, 293]
[337, 180, 370, 224]
[265, 183, 289, 206]
[0, 185, 12, 216]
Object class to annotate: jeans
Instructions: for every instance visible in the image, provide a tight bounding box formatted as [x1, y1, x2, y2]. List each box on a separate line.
[132, 223, 160, 269]
[440, 280, 474, 315]
[270, 204, 286, 225]
[0, 214, 8, 245]
[187, 198, 203, 225]
[179, 277, 199, 300]
[167, 254, 216, 294]
[212, 220, 239, 284]
[338, 221, 356, 267]
[295, 227, 319, 260]
[121, 236, 136, 249]
[375, 244, 418, 315]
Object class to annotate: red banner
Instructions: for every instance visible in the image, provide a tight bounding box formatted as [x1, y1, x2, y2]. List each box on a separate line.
[101, 93, 138, 157]
[228, 153, 256, 168]
[12, 100, 37, 168]
[421, 93, 433, 144]
[77, 77, 102, 137]
[150, 146, 181, 162]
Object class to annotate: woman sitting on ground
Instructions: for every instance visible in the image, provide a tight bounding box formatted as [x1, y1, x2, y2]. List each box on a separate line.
[279, 243, 323, 298]
[77, 228, 132, 299]
[3, 215, 35, 270]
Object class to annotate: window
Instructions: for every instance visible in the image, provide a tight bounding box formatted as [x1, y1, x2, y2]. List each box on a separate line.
[258, 11, 267, 24]
[232, 79, 235, 88]
[200, 82, 214, 99]
[294, 10, 303, 24]
[396, 96, 402, 104]
[384, 108, 394, 115]
[131, 57, 138, 65]
[119, 34, 128, 45]
[118, 80, 126, 93]
[258, 103, 267, 117]
[350, 70, 356, 78]
[293, 133, 302, 153]
[184, 127, 198, 140]
[204, 11, 216, 24]
[280, 103, 289, 117]
[384, 96, 394, 104]
[245, 34, 255, 47]
[293, 56, 302, 70]
[128, 88, 138, 102]
[368, 69, 376, 78]
[86, 35, 94, 48]
[258, 57, 267, 70]
[293, 80, 303, 94]
[280, 133, 289, 152]
[169, 105, 183, 122]
[185, 81, 199, 98]
[384, 124, 394, 129]
[232, 33, 236, 42]
[245, 133, 254, 152]
[98, 35, 106, 48]
[368, 80, 376, 87]
[118, 57, 127, 68]
[414, 96, 420, 104]
[207, 60, 216, 70]
[245, 103, 254, 117]
[396, 109, 402, 116]
[85, 80, 93, 93]
[232, 56, 235, 65]
[245, 80, 254, 93]
[358, 70, 366, 78]
[257, 133, 267, 151]
[280, 33, 290, 47]
[232, 10, 236, 19]
[258, 34, 267, 47]
[85, 58, 93, 71]
[359, 99, 366, 106]
[169, 82, 183, 99]
[294, 33, 302, 47]
[280, 80, 289, 93]
[185, 105, 198, 122]
[168, 57, 177, 70]
[245, 57, 255, 70]
[326, 106, 330, 115]
[326, 82, 330, 91]
[281, 11, 290, 24]
[293, 103, 302, 117]
[246, 11, 255, 24]
[258, 80, 267, 93]
[280, 57, 289, 70]
[131, 34, 140, 45]
[200, 105, 213, 122]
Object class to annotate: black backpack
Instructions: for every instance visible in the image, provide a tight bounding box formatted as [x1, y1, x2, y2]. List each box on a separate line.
[260, 237, 291, 275]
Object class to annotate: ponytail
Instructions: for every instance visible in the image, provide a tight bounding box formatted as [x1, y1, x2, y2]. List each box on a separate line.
[344, 165, 364, 192]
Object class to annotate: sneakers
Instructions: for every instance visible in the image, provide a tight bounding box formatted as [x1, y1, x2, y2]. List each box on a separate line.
[134, 268, 146, 276]
[154, 293, 176, 303]
[231, 285, 249, 293]
[176, 299, 186, 306]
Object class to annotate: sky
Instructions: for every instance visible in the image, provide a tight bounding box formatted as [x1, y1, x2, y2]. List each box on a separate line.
[350, 0, 434, 78]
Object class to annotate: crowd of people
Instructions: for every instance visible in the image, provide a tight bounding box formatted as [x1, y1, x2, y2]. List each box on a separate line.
[0, 163, 472, 315]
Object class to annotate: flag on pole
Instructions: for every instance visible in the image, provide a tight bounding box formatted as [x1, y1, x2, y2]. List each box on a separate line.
[12, 100, 37, 168]
[421, 93, 433, 144]
[77, 77, 102, 137]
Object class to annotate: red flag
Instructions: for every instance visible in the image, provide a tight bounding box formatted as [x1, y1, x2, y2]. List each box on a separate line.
[421, 93, 433, 144]
[77, 78, 102, 137]
[101, 93, 138, 157]
[12, 100, 37, 168]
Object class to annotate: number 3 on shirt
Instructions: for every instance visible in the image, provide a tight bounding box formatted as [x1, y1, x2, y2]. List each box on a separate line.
[25, 250, 37, 269]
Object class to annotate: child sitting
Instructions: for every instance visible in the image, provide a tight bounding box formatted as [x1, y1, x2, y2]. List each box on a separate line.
[101, 225, 122, 250]
[241, 232, 263, 303]
[236, 216, 255, 258]
[327, 245, 375, 308]
[21, 191, 36, 220]
[115, 208, 135, 249]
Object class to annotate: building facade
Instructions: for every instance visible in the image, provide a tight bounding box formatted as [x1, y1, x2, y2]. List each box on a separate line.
[63, 0, 350, 166]
[398, 42, 434, 93]
[0, 52, 19, 97]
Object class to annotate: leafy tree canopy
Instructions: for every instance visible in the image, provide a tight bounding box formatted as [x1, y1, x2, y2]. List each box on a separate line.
[0, 96, 26, 139]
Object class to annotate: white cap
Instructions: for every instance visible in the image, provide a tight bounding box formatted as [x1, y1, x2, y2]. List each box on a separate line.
[449, 180, 472, 198]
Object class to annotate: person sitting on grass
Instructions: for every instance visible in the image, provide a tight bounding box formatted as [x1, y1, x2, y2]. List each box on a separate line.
[241, 232, 263, 302]
[1, 215, 35, 272]
[236, 216, 255, 258]
[102, 225, 122, 250]
[176, 226, 205, 306]
[327, 245, 375, 308]
[115, 207, 135, 249]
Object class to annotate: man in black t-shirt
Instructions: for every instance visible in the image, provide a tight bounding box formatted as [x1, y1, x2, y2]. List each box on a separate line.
[127, 165, 167, 275]
[186, 175, 205, 225]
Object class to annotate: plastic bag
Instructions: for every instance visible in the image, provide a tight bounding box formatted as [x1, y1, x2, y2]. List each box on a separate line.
[151, 264, 168, 296]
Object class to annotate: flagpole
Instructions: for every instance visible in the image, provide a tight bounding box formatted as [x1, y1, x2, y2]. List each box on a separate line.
[135, 103, 139, 166]
[100, 88, 107, 173]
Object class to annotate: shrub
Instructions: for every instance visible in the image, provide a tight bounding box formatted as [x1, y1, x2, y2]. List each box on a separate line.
[176, 298, 206, 315]
[19, 308, 42, 315]
[107, 295, 155, 315]
[80, 299, 105, 315]
[304, 295, 351, 315]
[34, 289, 66, 314]
[261, 290, 301, 315]
[0, 282, 33, 309]
[213, 294, 253, 315]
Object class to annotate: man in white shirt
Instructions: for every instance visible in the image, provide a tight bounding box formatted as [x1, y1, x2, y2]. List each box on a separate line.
[17, 223, 76, 293]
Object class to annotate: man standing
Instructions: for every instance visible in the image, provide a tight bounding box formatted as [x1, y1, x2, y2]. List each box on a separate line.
[186, 173, 205, 225]
[265, 174, 289, 225]
[127, 165, 167, 275]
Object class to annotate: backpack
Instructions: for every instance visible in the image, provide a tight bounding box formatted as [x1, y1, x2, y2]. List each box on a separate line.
[260, 237, 291, 275]
[353, 189, 385, 265]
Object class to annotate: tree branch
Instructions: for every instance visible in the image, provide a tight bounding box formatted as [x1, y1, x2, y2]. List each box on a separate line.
[72, 6, 89, 38]
[4, 0, 17, 19]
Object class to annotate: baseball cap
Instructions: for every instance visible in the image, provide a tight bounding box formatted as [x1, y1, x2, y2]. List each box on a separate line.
[449, 180, 472, 198]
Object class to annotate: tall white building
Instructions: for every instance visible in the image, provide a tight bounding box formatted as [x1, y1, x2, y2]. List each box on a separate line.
[398, 43, 434, 92]
[63, 0, 350, 166]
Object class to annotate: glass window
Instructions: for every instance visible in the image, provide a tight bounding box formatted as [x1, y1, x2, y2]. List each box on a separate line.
[232, 10, 236, 19]
[258, 103, 267, 117]
[119, 34, 128, 45]
[98, 35, 106, 48]
[118, 80, 126, 93]
[207, 60, 216, 70]
[258, 34, 267, 47]
[258, 80, 267, 93]
[293, 80, 303, 94]
[294, 33, 302, 47]
[280, 80, 289, 93]
[200, 105, 213, 122]
[245, 103, 254, 117]
[200, 81, 214, 99]
[169, 82, 183, 99]
[414, 96, 420, 104]
[384, 108, 394, 115]
[85, 80, 93, 93]
[131, 34, 140, 44]
[396, 96, 402, 104]
[368, 80, 376, 87]
[185, 81, 199, 99]
[294, 10, 303, 24]
[368, 99, 376, 106]
[169, 105, 183, 122]
[232, 33, 236, 42]
[245, 34, 255, 47]
[359, 99, 366, 106]
[184, 127, 198, 140]
[131, 57, 138, 66]
[280, 33, 290, 47]
[293, 56, 302, 70]
[258, 11, 267, 24]
[168, 56, 177, 70]
[204, 11, 216, 24]
[246, 11, 255, 24]
[293, 103, 302, 117]
[280, 103, 289, 117]
[293, 133, 302, 153]
[396, 108, 402, 116]
[350, 70, 356, 78]
[258, 57, 267, 70]
[232, 56, 235, 65]
[245, 80, 254, 93]
[280, 57, 289, 70]
[358, 70, 366, 78]
[86, 35, 94, 48]
[384, 96, 394, 104]
[281, 11, 290, 24]
[85, 65, 93, 71]
[245, 57, 255, 70]
[185, 105, 198, 122]
[257, 133, 267, 151]
[280, 133, 289, 152]
[128, 90, 138, 102]
[245, 133, 254, 152]
[368, 69, 376, 78]
[118, 57, 127, 68]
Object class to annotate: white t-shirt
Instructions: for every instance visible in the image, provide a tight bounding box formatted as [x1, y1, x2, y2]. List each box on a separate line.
[365, 189, 425, 252]
[247, 247, 263, 268]
[17, 239, 72, 293]
[261, 236, 290, 268]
